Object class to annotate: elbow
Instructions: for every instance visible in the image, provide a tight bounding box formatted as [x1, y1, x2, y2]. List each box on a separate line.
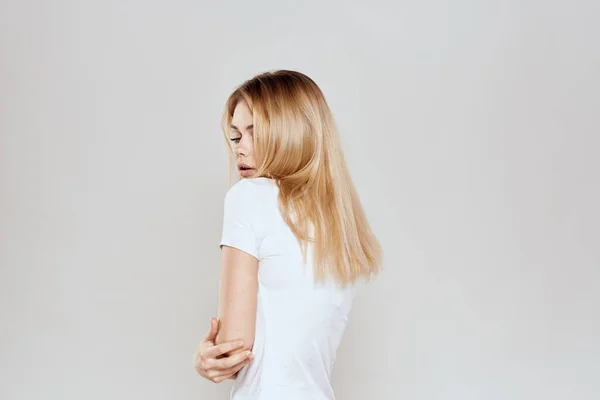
[215, 329, 255, 356]
[232, 340, 254, 357]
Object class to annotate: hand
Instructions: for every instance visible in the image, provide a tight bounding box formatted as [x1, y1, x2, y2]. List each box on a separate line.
[193, 318, 254, 383]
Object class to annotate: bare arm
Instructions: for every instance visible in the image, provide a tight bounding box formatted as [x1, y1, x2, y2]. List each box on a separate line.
[215, 245, 258, 357]
[193, 318, 253, 383]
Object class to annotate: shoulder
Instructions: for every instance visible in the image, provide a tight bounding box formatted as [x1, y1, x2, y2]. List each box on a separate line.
[224, 178, 276, 203]
[223, 178, 277, 213]
[222, 178, 277, 238]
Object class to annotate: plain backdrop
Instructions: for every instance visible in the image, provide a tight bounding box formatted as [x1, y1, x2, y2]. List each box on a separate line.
[1, 1, 599, 399]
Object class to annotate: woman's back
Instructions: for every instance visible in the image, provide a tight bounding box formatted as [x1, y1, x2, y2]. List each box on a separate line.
[220, 177, 356, 399]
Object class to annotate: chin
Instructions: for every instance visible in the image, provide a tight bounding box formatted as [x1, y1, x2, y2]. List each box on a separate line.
[239, 169, 256, 178]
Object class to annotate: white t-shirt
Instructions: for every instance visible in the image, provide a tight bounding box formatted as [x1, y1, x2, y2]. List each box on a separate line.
[220, 177, 356, 400]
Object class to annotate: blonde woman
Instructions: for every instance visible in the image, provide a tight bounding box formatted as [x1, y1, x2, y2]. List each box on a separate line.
[193, 70, 382, 399]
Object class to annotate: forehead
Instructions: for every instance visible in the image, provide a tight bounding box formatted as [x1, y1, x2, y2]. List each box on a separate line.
[231, 100, 253, 126]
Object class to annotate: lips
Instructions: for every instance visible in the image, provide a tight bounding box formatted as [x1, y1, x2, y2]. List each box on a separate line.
[237, 163, 254, 171]
[237, 163, 255, 177]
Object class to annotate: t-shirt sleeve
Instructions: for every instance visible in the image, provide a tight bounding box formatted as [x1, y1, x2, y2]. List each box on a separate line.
[219, 184, 260, 259]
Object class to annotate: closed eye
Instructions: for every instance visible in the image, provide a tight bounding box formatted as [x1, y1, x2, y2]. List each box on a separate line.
[230, 137, 241, 143]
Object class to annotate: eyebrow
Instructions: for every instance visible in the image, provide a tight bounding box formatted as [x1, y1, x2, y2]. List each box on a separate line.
[230, 124, 253, 131]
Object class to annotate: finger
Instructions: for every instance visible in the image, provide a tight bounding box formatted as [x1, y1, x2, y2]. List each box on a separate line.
[214, 350, 253, 370]
[203, 339, 245, 359]
[202, 318, 219, 342]
[209, 358, 252, 383]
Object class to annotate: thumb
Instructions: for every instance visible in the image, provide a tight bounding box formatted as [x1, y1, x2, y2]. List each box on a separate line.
[202, 318, 219, 342]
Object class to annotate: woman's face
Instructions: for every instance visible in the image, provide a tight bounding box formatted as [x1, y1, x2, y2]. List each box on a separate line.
[230, 100, 256, 178]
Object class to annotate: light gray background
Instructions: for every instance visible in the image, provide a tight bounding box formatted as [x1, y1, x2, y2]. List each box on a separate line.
[1, 1, 598, 399]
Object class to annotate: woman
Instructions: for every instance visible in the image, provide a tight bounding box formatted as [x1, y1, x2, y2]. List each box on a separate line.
[193, 70, 382, 399]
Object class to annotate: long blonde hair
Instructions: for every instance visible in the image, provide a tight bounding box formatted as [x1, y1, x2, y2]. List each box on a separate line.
[221, 70, 381, 285]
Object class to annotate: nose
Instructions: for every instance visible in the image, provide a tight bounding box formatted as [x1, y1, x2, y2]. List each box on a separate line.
[234, 137, 248, 157]
[235, 144, 246, 157]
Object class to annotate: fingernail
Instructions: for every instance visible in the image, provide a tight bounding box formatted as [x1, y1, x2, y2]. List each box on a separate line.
[237, 341, 244, 347]
[248, 352, 254, 360]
